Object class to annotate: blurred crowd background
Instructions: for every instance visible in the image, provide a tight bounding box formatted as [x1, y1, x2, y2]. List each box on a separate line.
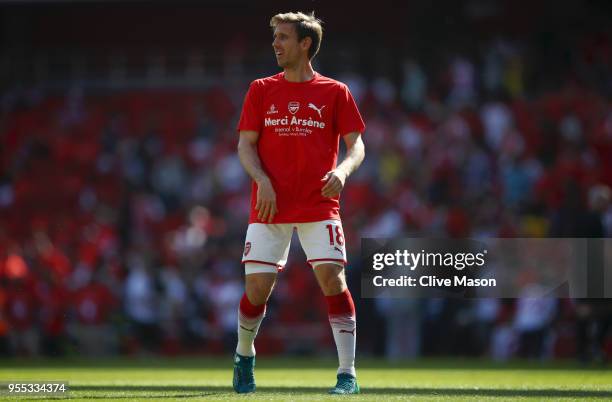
[1, 1, 611, 362]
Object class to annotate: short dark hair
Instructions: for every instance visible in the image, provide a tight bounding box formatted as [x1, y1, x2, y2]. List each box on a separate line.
[270, 11, 324, 60]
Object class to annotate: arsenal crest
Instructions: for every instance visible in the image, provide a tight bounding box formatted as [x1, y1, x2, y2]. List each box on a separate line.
[288, 101, 300, 114]
[244, 241, 251, 256]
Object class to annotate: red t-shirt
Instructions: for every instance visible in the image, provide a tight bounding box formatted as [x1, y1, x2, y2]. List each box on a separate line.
[237, 72, 365, 223]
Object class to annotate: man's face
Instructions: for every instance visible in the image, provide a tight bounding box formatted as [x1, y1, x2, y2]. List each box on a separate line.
[272, 22, 308, 68]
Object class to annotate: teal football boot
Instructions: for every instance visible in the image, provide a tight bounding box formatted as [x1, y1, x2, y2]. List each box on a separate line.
[328, 373, 360, 394]
[232, 353, 256, 393]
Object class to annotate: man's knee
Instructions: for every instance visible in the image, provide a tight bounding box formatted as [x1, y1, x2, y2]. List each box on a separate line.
[245, 273, 276, 305]
[324, 275, 346, 295]
[315, 264, 347, 296]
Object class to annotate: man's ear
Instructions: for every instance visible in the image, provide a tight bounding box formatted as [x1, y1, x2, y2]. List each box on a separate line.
[300, 36, 312, 53]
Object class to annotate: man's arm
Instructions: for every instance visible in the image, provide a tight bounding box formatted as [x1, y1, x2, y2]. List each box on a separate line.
[321, 132, 365, 198]
[237, 130, 278, 223]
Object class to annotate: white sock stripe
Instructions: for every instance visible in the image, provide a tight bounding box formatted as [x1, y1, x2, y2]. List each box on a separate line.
[328, 313, 356, 319]
[239, 312, 265, 325]
[329, 315, 356, 328]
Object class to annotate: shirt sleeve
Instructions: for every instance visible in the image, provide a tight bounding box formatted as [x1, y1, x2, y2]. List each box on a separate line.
[237, 80, 263, 133]
[335, 83, 366, 136]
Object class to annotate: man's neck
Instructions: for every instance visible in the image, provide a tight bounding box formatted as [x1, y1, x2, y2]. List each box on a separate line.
[283, 61, 315, 83]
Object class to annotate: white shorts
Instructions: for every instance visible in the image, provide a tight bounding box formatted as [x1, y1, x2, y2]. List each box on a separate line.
[242, 219, 347, 275]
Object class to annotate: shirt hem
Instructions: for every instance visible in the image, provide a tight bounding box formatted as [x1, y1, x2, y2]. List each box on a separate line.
[249, 213, 341, 224]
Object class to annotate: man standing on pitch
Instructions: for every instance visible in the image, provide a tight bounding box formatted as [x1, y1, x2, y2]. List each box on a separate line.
[234, 11, 365, 395]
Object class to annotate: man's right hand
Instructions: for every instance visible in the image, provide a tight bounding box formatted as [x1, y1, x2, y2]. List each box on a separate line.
[255, 178, 278, 223]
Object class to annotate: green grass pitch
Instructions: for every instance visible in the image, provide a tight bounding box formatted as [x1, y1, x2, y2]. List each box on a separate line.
[1, 357, 611, 401]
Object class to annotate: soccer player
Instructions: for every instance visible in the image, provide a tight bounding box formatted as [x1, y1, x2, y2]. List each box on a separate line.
[233, 11, 366, 395]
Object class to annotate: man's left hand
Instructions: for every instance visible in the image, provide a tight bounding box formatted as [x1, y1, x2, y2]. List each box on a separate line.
[321, 169, 347, 198]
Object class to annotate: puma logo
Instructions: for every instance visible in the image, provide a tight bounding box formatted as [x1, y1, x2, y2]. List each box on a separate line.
[339, 329, 355, 336]
[240, 325, 255, 333]
[308, 103, 326, 118]
[334, 246, 343, 254]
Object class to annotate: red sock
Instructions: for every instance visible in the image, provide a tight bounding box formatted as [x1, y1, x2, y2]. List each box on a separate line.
[325, 289, 355, 317]
[239, 293, 266, 318]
